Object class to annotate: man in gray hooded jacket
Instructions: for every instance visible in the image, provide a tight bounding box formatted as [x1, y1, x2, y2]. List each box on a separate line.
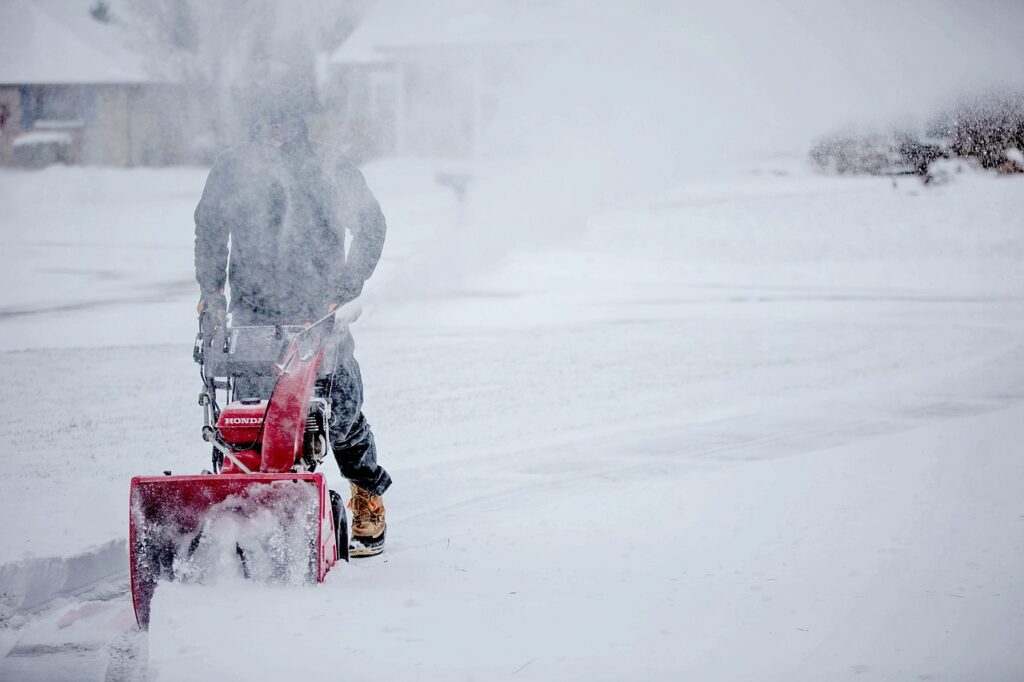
[194, 98, 390, 557]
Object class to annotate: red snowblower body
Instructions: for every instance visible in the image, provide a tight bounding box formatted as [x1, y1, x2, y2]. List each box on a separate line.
[129, 310, 354, 629]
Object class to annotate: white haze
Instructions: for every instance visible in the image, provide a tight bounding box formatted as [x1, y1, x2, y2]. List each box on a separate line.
[4, 4, 1024, 678]
[116, 0, 1024, 289]
[383, 0, 1024, 294]
[485, 0, 1024, 167]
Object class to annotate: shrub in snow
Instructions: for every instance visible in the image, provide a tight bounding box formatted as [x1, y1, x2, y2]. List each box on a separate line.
[1007, 148, 1024, 170]
[945, 92, 1024, 173]
[811, 90, 1024, 178]
[809, 132, 911, 176]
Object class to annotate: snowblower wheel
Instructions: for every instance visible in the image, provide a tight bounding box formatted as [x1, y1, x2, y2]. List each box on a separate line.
[330, 489, 349, 563]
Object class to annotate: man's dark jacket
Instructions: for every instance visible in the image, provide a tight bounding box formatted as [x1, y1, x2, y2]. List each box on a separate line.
[195, 137, 386, 321]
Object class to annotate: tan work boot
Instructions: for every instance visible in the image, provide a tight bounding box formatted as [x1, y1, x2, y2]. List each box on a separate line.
[347, 483, 386, 557]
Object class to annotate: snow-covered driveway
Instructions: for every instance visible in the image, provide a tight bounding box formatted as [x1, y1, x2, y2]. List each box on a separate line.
[0, 162, 1022, 680]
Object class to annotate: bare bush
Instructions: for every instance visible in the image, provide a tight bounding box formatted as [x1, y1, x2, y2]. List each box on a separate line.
[811, 89, 1024, 178]
[809, 133, 909, 176]
[946, 91, 1024, 173]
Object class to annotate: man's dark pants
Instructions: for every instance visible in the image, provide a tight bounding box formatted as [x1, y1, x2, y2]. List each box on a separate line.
[230, 304, 392, 496]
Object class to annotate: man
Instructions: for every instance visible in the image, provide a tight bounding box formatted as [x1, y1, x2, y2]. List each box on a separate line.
[193, 92, 390, 557]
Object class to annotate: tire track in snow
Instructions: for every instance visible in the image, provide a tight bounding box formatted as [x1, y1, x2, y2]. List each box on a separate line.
[387, 341, 1024, 536]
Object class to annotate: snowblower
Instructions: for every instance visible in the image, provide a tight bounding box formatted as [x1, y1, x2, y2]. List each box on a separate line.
[129, 308, 356, 629]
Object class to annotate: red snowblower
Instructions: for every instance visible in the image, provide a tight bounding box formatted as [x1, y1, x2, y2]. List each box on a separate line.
[129, 309, 356, 629]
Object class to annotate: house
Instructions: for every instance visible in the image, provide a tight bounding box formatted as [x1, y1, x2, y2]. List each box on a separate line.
[0, 0, 184, 167]
[325, 0, 560, 161]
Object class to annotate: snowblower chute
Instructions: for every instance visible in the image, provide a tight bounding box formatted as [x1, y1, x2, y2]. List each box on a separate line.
[129, 311, 355, 629]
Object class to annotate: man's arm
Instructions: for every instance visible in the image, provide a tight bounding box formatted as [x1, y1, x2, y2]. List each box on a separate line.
[194, 154, 234, 305]
[335, 164, 386, 304]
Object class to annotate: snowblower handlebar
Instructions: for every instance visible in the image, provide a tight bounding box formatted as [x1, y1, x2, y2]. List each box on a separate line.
[194, 302, 362, 380]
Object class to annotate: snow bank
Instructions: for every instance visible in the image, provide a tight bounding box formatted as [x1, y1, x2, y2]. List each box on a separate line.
[12, 132, 73, 148]
[0, 540, 126, 617]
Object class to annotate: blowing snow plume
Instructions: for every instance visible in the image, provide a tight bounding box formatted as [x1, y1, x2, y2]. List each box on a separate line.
[380, 0, 1024, 296]
[114, 0, 1024, 298]
[124, 0, 358, 157]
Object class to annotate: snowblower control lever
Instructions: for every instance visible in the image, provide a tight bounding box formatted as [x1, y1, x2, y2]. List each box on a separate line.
[202, 425, 252, 474]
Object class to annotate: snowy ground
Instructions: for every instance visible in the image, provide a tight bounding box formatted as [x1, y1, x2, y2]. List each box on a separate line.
[0, 160, 1022, 680]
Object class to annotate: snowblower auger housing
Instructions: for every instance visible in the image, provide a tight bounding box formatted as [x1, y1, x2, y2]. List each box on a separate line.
[130, 310, 356, 630]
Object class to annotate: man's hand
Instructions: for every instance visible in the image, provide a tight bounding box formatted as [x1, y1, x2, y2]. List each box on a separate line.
[197, 291, 227, 331]
[324, 299, 363, 327]
[335, 272, 364, 309]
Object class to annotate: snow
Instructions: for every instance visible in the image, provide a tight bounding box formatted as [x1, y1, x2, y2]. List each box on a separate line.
[12, 131, 73, 148]
[1, 159, 1023, 679]
[148, 403, 1024, 681]
[330, 0, 567, 64]
[0, 0, 150, 85]
[33, 120, 85, 130]
[331, 0, 1024, 156]
[0, 539, 125, 614]
[155, 481, 321, 586]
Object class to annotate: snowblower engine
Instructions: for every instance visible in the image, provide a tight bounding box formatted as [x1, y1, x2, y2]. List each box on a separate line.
[195, 319, 339, 476]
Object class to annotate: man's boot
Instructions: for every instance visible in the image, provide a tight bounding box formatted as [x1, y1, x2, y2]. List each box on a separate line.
[348, 483, 386, 557]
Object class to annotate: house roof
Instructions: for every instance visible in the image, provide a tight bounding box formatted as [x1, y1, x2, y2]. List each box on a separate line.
[331, 0, 564, 64]
[0, 0, 150, 85]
